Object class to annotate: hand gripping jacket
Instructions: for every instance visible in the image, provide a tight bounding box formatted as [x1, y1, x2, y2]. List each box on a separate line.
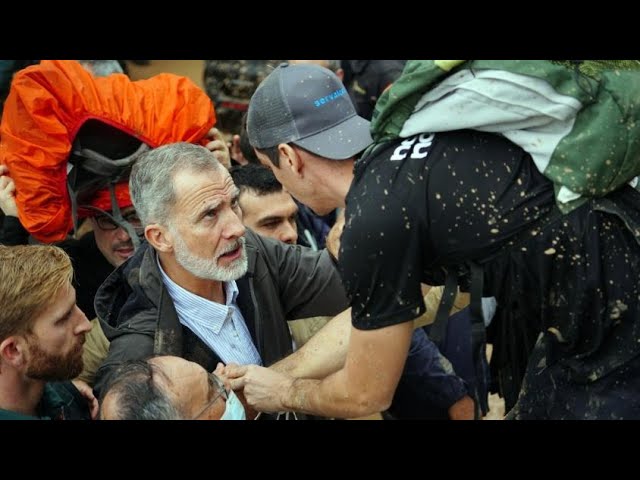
[0, 60, 215, 243]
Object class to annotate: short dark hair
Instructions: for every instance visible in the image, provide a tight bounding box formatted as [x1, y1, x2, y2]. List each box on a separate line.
[254, 146, 281, 167]
[230, 163, 283, 197]
[239, 112, 259, 164]
[100, 359, 182, 420]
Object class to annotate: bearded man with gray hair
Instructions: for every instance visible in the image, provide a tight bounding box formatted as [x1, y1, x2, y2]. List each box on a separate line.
[93, 143, 349, 404]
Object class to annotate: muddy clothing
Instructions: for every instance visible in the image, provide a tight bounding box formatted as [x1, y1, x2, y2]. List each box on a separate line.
[204, 60, 284, 135]
[0, 216, 113, 320]
[341, 129, 640, 419]
[0, 382, 92, 420]
[93, 230, 349, 398]
[342, 60, 406, 120]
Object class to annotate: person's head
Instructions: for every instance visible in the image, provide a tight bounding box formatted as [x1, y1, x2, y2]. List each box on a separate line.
[73, 119, 147, 267]
[130, 142, 247, 282]
[0, 245, 92, 381]
[247, 63, 372, 214]
[100, 356, 245, 420]
[287, 60, 344, 81]
[84, 182, 140, 268]
[230, 164, 298, 244]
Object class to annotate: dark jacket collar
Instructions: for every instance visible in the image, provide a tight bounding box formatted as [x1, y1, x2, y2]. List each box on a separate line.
[94, 237, 262, 364]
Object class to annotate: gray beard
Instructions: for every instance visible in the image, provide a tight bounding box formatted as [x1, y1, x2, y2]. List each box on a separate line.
[171, 229, 248, 282]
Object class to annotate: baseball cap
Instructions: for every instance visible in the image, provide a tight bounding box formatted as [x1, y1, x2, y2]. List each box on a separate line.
[247, 62, 372, 160]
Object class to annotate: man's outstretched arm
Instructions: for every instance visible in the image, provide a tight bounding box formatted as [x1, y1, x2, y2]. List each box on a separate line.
[270, 308, 352, 379]
[228, 320, 414, 419]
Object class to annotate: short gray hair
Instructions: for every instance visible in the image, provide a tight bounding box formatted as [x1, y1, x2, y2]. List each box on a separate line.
[100, 359, 183, 420]
[130, 142, 224, 226]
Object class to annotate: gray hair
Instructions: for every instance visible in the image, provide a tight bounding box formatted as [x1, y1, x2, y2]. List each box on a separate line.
[100, 359, 183, 420]
[130, 142, 224, 226]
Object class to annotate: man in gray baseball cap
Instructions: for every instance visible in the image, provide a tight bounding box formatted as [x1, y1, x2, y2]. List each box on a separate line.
[232, 62, 477, 420]
[247, 62, 373, 161]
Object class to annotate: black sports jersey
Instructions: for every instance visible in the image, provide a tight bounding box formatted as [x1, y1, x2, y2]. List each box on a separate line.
[340, 129, 640, 418]
[341, 129, 554, 330]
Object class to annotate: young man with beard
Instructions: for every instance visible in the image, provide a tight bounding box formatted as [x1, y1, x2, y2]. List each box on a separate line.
[0, 245, 96, 420]
[92, 143, 350, 411]
[0, 172, 141, 386]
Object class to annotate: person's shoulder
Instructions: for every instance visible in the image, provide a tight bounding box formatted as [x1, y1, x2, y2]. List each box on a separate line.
[353, 137, 428, 193]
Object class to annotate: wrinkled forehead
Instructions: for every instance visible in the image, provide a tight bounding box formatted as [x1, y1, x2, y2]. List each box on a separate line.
[172, 165, 235, 196]
[149, 356, 204, 380]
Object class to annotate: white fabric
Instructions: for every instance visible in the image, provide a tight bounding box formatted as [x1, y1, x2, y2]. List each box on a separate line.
[400, 69, 590, 203]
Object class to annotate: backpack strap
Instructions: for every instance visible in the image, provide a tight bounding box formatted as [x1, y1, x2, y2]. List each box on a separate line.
[68, 181, 142, 249]
[429, 268, 458, 346]
[66, 137, 149, 247]
[72, 142, 149, 178]
[468, 261, 489, 418]
[106, 182, 141, 249]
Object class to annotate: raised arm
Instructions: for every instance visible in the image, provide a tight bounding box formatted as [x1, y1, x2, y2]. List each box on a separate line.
[230, 320, 414, 419]
[271, 308, 352, 379]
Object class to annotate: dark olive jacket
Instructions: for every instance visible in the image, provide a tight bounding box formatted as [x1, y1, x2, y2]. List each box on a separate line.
[93, 230, 349, 397]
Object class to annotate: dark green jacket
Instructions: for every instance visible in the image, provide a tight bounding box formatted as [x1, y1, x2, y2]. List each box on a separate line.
[0, 382, 91, 420]
[93, 230, 349, 397]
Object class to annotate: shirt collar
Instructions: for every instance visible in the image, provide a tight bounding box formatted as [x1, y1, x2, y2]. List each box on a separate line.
[156, 255, 238, 307]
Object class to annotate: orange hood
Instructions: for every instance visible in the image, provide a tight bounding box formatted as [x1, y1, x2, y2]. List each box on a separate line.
[0, 60, 215, 243]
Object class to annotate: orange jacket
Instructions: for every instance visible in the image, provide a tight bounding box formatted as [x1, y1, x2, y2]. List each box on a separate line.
[0, 60, 215, 243]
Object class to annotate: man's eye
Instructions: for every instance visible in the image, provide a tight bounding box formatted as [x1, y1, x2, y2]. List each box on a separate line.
[231, 199, 240, 209]
[125, 213, 141, 223]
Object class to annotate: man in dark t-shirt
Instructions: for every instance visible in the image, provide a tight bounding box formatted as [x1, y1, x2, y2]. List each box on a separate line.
[227, 63, 640, 420]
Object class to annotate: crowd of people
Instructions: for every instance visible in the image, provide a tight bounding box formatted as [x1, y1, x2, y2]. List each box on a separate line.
[1, 59, 639, 420]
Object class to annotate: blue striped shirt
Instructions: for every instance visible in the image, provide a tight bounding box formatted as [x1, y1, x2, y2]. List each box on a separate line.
[158, 259, 262, 366]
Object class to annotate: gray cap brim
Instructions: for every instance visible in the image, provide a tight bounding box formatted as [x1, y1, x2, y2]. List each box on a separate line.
[292, 114, 373, 160]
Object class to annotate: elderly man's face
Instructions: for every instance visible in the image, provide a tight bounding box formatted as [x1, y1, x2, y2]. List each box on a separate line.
[149, 356, 230, 420]
[166, 168, 248, 282]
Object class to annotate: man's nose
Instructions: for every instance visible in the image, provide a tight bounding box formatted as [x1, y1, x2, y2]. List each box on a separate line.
[279, 222, 298, 244]
[74, 308, 93, 335]
[222, 210, 246, 240]
[115, 226, 131, 241]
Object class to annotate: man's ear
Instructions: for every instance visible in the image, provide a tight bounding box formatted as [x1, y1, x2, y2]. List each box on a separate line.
[278, 144, 304, 178]
[145, 224, 174, 253]
[0, 336, 27, 369]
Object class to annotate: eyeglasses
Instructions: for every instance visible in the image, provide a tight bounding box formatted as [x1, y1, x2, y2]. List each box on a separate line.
[191, 372, 229, 420]
[94, 211, 142, 232]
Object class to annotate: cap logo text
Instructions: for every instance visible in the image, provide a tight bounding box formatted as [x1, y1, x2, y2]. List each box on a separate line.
[313, 87, 347, 108]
